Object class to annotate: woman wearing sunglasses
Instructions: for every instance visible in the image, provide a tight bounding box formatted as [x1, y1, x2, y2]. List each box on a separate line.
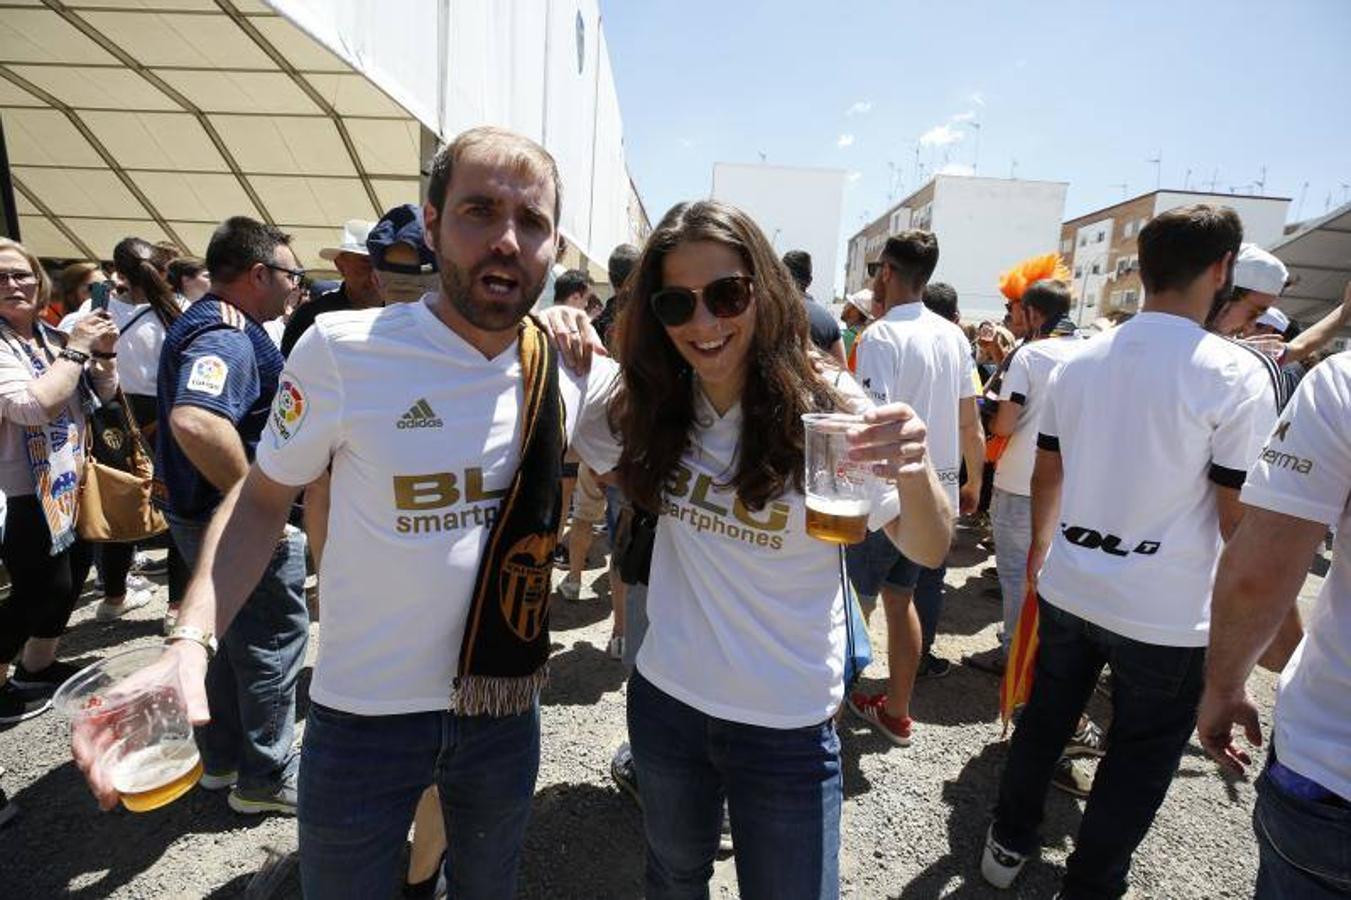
[580, 201, 952, 899]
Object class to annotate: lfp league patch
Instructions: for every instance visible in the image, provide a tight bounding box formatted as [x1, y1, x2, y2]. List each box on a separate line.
[186, 355, 229, 396]
[271, 377, 308, 445]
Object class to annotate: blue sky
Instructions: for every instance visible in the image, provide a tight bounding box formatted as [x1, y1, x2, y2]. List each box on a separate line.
[602, 0, 1351, 294]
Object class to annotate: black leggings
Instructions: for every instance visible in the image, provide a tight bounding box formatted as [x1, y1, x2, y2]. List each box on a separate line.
[0, 495, 94, 662]
[127, 392, 187, 606]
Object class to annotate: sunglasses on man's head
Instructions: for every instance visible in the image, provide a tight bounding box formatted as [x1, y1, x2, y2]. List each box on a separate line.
[650, 275, 754, 327]
[866, 260, 892, 278]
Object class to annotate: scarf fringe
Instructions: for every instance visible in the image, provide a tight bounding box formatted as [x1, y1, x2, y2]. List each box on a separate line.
[451, 666, 549, 717]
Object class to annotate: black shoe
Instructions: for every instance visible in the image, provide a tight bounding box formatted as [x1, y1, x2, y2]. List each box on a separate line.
[551, 545, 569, 569]
[0, 681, 52, 724]
[9, 660, 83, 694]
[917, 652, 952, 679]
[0, 788, 16, 828]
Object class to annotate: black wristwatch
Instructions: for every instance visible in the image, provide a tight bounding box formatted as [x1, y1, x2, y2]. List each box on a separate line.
[58, 347, 90, 365]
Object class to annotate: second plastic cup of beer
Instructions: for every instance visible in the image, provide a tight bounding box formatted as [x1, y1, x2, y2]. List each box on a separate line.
[802, 412, 874, 544]
[54, 645, 202, 813]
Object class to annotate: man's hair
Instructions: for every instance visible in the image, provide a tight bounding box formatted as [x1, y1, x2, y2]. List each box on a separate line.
[554, 268, 591, 304]
[782, 250, 812, 291]
[608, 243, 640, 293]
[1137, 204, 1242, 295]
[426, 126, 562, 224]
[206, 216, 292, 283]
[921, 281, 959, 322]
[881, 230, 940, 291]
[1022, 279, 1072, 335]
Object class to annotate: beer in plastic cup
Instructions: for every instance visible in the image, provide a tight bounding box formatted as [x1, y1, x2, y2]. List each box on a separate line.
[802, 413, 874, 544]
[55, 645, 202, 812]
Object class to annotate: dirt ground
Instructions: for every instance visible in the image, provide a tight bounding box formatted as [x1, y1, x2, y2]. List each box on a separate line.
[3, 522, 1318, 898]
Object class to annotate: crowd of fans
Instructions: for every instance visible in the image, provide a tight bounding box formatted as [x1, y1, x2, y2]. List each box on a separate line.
[0, 124, 1347, 899]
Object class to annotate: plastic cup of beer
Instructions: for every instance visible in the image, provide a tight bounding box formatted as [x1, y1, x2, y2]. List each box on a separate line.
[54, 645, 202, 813]
[802, 412, 875, 544]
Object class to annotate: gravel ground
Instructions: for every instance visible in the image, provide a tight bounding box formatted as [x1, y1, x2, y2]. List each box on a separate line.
[3, 524, 1319, 899]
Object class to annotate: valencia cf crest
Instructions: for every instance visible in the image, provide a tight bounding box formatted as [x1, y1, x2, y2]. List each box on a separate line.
[498, 532, 555, 641]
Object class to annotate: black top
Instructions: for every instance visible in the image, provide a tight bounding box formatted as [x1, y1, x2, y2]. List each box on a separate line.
[803, 293, 841, 354]
[280, 284, 352, 358]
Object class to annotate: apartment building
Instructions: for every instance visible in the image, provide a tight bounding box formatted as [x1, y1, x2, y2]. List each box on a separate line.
[846, 175, 1067, 319]
[1059, 190, 1291, 321]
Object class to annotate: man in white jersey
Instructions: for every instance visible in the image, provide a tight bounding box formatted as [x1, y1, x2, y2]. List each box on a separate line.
[80, 127, 617, 899]
[1198, 350, 1351, 897]
[847, 230, 983, 745]
[986, 280, 1084, 665]
[981, 205, 1279, 897]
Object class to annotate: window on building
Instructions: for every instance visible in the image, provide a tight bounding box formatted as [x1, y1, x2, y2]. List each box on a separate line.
[1123, 221, 1136, 239]
[1095, 230, 1105, 243]
[1121, 289, 1140, 311]
[1116, 257, 1131, 276]
[1074, 266, 1083, 278]
[1091, 263, 1101, 275]
[1079, 235, 1087, 247]
[1061, 238, 1073, 255]
[1138, 217, 1149, 233]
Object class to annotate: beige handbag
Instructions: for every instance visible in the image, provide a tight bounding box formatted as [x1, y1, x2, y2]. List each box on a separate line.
[76, 389, 167, 542]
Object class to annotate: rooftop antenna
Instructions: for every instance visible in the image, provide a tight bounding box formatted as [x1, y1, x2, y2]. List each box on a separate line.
[1342, 182, 1351, 204]
[887, 161, 897, 202]
[1207, 168, 1220, 192]
[1183, 168, 1192, 190]
[1295, 181, 1309, 221]
[1255, 165, 1267, 195]
[1009, 158, 1018, 179]
[1110, 182, 1128, 199]
[758, 151, 767, 164]
[1147, 151, 1162, 190]
[962, 119, 982, 175]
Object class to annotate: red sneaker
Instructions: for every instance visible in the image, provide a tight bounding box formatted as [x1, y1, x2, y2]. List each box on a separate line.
[846, 691, 913, 747]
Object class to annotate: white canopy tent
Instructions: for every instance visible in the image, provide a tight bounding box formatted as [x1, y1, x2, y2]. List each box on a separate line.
[1, 0, 646, 273]
[1269, 202, 1351, 336]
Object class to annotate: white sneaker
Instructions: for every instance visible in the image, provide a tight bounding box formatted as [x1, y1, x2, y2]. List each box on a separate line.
[95, 588, 153, 622]
[126, 572, 153, 593]
[558, 578, 582, 601]
[200, 769, 238, 791]
[981, 823, 1028, 889]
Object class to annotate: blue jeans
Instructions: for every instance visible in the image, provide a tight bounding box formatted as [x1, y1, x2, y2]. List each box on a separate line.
[627, 670, 842, 900]
[990, 488, 1032, 652]
[992, 598, 1205, 900]
[845, 529, 944, 654]
[298, 701, 540, 900]
[1253, 753, 1351, 898]
[169, 514, 309, 792]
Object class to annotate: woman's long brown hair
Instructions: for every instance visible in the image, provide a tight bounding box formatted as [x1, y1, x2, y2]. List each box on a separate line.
[612, 200, 839, 513]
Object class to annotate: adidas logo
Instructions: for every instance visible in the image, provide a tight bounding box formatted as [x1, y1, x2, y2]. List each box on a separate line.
[397, 398, 444, 429]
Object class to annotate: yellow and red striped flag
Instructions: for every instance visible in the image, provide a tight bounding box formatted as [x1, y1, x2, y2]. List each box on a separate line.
[999, 558, 1041, 735]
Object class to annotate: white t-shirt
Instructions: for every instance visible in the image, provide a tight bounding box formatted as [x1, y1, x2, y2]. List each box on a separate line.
[1240, 352, 1351, 801]
[255, 296, 618, 715]
[853, 302, 977, 508]
[115, 306, 170, 397]
[1037, 312, 1277, 646]
[577, 375, 901, 729]
[994, 334, 1087, 496]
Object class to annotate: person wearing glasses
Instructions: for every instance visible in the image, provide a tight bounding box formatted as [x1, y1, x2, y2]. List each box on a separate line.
[574, 200, 952, 898]
[0, 237, 119, 723]
[153, 216, 311, 816]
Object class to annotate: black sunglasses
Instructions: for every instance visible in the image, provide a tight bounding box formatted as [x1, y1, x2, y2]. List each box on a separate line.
[650, 275, 754, 327]
[265, 262, 306, 284]
[866, 260, 892, 278]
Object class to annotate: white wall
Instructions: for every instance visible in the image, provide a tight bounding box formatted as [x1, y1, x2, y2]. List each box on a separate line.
[1153, 192, 1290, 248]
[929, 176, 1069, 320]
[271, 0, 641, 267]
[711, 163, 848, 299]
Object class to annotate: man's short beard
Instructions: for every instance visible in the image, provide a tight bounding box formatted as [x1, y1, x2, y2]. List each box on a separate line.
[439, 258, 545, 332]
